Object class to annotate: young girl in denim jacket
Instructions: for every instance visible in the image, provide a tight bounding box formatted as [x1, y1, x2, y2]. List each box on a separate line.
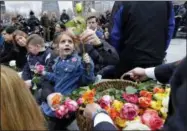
[40, 31, 95, 130]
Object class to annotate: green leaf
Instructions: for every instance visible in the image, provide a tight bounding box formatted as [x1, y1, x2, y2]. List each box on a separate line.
[126, 86, 137, 94]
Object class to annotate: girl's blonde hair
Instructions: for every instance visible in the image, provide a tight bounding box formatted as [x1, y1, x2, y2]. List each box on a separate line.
[55, 31, 76, 45]
[12, 30, 28, 44]
[1, 65, 46, 130]
[55, 30, 80, 50]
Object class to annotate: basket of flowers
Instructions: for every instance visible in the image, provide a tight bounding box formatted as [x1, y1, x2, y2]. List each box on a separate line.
[71, 80, 170, 131]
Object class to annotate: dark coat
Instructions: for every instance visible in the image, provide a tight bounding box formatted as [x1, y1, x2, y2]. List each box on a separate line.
[15, 46, 27, 70]
[60, 13, 70, 24]
[0, 42, 17, 65]
[22, 48, 54, 80]
[78, 40, 119, 78]
[155, 57, 187, 131]
[110, 1, 175, 77]
[93, 122, 117, 131]
[27, 15, 40, 31]
[40, 15, 50, 28]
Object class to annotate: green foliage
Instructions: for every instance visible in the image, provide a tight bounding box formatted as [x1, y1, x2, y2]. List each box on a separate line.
[126, 86, 138, 94]
[65, 16, 86, 36]
[32, 76, 41, 84]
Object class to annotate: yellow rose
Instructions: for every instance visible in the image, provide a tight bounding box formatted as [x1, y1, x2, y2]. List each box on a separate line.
[160, 107, 168, 119]
[115, 117, 126, 128]
[153, 93, 166, 101]
[112, 100, 123, 112]
[76, 3, 83, 13]
[151, 100, 162, 111]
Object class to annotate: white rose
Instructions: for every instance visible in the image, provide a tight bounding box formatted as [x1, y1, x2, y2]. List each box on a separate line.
[162, 96, 169, 108]
[9, 60, 16, 67]
[47, 93, 63, 111]
[123, 121, 151, 130]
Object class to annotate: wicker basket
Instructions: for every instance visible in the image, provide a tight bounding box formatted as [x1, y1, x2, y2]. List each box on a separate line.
[76, 79, 138, 131]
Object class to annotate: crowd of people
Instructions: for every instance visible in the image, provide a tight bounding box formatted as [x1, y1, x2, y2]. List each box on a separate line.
[0, 1, 187, 131]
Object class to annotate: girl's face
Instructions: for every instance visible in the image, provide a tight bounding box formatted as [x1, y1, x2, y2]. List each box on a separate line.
[15, 35, 27, 47]
[58, 34, 75, 57]
[55, 24, 61, 33]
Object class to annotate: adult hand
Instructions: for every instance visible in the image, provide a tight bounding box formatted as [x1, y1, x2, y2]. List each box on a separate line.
[83, 103, 101, 120]
[80, 28, 101, 46]
[126, 67, 148, 81]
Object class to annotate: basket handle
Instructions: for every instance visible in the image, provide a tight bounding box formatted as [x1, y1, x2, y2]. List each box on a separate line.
[121, 73, 140, 85]
[120, 73, 131, 80]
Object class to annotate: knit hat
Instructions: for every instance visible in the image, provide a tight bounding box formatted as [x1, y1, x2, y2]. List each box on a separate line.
[30, 11, 34, 16]
[4, 26, 17, 34]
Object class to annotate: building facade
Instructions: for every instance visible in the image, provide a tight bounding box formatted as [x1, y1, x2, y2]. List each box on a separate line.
[0, 1, 6, 21]
[42, 0, 60, 19]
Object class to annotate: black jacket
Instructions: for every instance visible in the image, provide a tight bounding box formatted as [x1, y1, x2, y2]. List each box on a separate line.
[110, 1, 175, 77]
[40, 15, 50, 28]
[93, 122, 117, 131]
[78, 40, 119, 78]
[22, 48, 54, 80]
[60, 13, 70, 24]
[15, 46, 27, 70]
[27, 15, 40, 31]
[154, 57, 187, 131]
[0, 42, 17, 65]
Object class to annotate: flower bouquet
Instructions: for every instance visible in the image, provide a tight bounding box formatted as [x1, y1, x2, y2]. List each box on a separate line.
[47, 93, 78, 119]
[31, 64, 45, 93]
[72, 80, 170, 131]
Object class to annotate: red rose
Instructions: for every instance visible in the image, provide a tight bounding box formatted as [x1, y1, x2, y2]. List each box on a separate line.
[141, 109, 163, 130]
[122, 93, 139, 104]
[35, 65, 45, 74]
[99, 95, 112, 109]
[140, 90, 153, 99]
[138, 97, 151, 108]
[120, 103, 139, 120]
[153, 87, 165, 93]
[55, 105, 68, 119]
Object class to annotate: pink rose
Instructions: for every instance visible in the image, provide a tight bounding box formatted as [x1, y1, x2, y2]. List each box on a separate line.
[98, 95, 112, 108]
[55, 105, 68, 119]
[35, 65, 45, 74]
[122, 93, 138, 104]
[120, 103, 139, 120]
[77, 97, 84, 105]
[64, 98, 78, 112]
[141, 109, 163, 130]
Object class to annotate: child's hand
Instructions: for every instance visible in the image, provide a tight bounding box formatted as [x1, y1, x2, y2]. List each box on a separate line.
[25, 80, 32, 89]
[83, 53, 91, 64]
[47, 93, 63, 111]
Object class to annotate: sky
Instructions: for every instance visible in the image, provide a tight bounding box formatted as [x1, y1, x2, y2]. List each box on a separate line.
[5, 1, 73, 17]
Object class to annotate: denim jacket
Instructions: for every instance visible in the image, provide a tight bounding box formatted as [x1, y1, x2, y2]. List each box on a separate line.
[41, 53, 95, 117]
